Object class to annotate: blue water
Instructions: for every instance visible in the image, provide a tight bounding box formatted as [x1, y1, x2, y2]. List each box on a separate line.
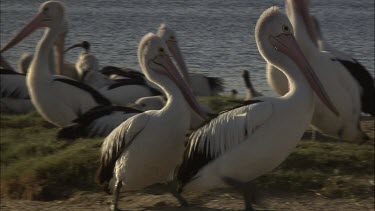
[1, 0, 374, 97]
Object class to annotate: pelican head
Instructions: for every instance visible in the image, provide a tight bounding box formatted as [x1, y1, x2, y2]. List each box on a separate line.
[285, 0, 317, 46]
[1, 1, 67, 74]
[256, 7, 338, 116]
[157, 24, 190, 83]
[138, 33, 207, 119]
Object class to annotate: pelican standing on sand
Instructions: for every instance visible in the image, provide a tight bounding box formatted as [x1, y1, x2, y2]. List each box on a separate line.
[175, 7, 338, 211]
[96, 33, 207, 211]
[157, 24, 224, 96]
[1, 1, 112, 127]
[242, 70, 262, 100]
[266, 0, 365, 141]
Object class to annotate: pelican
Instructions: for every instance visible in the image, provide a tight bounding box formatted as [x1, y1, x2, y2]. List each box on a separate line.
[266, 0, 364, 141]
[96, 33, 207, 211]
[174, 7, 339, 211]
[65, 41, 162, 106]
[157, 24, 225, 96]
[242, 70, 262, 100]
[1, 1, 112, 127]
[312, 16, 375, 117]
[0, 56, 34, 113]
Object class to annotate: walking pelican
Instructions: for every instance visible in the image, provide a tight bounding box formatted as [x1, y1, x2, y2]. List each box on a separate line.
[96, 33, 207, 211]
[175, 7, 338, 211]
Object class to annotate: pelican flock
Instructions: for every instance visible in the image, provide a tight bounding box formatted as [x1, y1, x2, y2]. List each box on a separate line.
[1, 0, 373, 211]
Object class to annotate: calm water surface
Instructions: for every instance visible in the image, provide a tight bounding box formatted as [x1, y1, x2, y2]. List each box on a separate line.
[1, 0, 374, 97]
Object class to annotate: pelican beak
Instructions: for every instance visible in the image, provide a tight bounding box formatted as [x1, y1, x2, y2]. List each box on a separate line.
[153, 54, 208, 120]
[289, 0, 318, 46]
[270, 33, 339, 116]
[165, 40, 191, 84]
[1, 12, 45, 53]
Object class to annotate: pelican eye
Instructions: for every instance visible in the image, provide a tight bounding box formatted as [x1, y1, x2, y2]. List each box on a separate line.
[282, 25, 290, 33]
[170, 36, 175, 40]
[159, 48, 165, 53]
[43, 7, 49, 14]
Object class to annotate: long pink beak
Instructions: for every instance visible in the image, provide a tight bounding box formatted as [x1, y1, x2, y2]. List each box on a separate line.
[1, 12, 45, 53]
[153, 54, 208, 120]
[289, 0, 318, 46]
[270, 34, 339, 116]
[166, 40, 191, 84]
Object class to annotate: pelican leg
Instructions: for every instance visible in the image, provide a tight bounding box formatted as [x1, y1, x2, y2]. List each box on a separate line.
[222, 177, 257, 211]
[167, 180, 189, 207]
[110, 180, 123, 211]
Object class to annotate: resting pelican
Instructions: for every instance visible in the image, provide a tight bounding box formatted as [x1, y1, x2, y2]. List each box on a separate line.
[175, 7, 338, 211]
[312, 16, 375, 117]
[242, 70, 262, 100]
[157, 24, 225, 96]
[96, 33, 207, 211]
[0, 56, 34, 113]
[1, 1, 111, 127]
[65, 41, 162, 106]
[266, 0, 364, 141]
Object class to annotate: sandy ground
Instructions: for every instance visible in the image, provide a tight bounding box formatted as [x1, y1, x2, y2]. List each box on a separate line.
[1, 118, 374, 211]
[1, 189, 374, 211]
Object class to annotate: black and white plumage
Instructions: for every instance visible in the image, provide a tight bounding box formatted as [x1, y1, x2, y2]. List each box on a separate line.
[1, 1, 112, 127]
[66, 41, 162, 106]
[96, 33, 207, 211]
[311, 16, 375, 117]
[242, 70, 262, 100]
[157, 24, 225, 96]
[266, 0, 364, 141]
[57, 105, 142, 140]
[175, 7, 338, 211]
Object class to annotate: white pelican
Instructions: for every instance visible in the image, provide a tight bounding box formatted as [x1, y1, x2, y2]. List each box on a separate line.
[175, 7, 338, 211]
[242, 70, 262, 100]
[266, 0, 364, 141]
[157, 24, 225, 96]
[0, 56, 34, 113]
[65, 41, 162, 106]
[1, 1, 112, 127]
[96, 33, 207, 211]
[312, 16, 375, 117]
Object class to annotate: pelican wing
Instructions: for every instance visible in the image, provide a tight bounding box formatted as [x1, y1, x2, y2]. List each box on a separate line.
[0, 69, 29, 99]
[57, 105, 143, 140]
[53, 76, 111, 105]
[96, 113, 150, 185]
[178, 101, 273, 186]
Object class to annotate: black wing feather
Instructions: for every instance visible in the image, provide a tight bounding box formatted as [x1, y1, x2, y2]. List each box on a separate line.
[54, 78, 111, 106]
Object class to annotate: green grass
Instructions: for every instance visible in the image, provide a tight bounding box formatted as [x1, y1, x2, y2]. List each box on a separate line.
[0, 97, 374, 201]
